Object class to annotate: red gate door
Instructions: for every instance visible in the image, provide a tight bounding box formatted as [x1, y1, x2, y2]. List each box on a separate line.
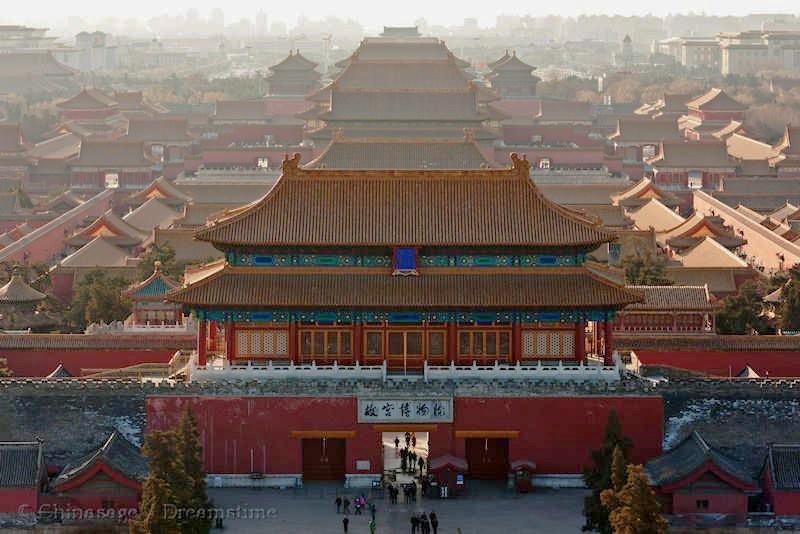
[465, 438, 510, 480]
[302, 438, 346, 480]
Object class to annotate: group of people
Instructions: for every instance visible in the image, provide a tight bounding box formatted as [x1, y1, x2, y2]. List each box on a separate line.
[336, 494, 377, 533]
[410, 511, 439, 534]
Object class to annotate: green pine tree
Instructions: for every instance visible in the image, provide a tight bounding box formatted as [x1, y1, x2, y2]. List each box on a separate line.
[130, 476, 181, 534]
[583, 412, 633, 534]
[131, 431, 182, 533]
[780, 266, 800, 332]
[716, 280, 768, 334]
[622, 253, 673, 286]
[174, 405, 213, 533]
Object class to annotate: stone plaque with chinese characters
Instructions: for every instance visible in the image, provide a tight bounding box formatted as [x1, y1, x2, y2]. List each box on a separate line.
[357, 398, 453, 423]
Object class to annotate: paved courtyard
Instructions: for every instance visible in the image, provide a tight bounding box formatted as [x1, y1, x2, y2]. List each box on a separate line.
[209, 484, 587, 533]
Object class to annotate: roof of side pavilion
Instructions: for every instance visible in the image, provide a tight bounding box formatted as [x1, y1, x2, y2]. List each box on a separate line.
[195, 153, 617, 249]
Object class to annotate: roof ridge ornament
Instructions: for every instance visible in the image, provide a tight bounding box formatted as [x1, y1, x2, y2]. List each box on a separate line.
[510, 152, 530, 175]
[282, 152, 302, 175]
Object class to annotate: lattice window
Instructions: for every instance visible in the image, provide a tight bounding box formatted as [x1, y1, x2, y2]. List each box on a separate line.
[236, 331, 249, 355]
[276, 332, 288, 354]
[562, 333, 574, 357]
[522, 331, 535, 356]
[548, 333, 560, 355]
[537, 333, 547, 355]
[250, 332, 263, 354]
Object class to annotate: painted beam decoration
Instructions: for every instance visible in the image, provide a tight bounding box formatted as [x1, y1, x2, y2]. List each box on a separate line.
[196, 309, 615, 323]
[358, 398, 453, 423]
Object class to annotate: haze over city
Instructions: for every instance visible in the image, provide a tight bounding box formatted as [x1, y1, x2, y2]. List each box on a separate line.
[3, 2, 800, 533]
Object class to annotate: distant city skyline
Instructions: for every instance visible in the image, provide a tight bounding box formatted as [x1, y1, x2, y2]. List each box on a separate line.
[3, 1, 800, 33]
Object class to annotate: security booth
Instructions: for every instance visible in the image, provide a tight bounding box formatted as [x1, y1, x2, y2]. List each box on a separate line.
[428, 454, 468, 498]
[511, 459, 536, 493]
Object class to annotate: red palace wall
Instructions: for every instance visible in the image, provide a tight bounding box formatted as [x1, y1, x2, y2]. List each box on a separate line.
[146, 395, 663, 476]
[672, 492, 747, 515]
[0, 488, 38, 513]
[2, 349, 178, 377]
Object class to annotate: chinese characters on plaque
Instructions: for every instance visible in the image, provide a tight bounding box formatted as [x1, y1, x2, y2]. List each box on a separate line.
[358, 398, 453, 423]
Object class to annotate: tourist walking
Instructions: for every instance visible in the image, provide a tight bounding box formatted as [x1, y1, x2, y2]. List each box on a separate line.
[430, 511, 439, 534]
[370, 502, 377, 520]
[410, 514, 420, 534]
[335, 496, 342, 514]
[405, 431, 411, 448]
[411, 434, 417, 449]
[395, 436, 400, 450]
[369, 518, 377, 534]
[342, 516, 349, 533]
[420, 513, 431, 534]
[343, 497, 351, 515]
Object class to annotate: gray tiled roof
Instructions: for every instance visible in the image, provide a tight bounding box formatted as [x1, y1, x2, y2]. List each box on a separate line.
[646, 431, 756, 488]
[0, 441, 42, 488]
[52, 431, 147, 488]
[768, 444, 800, 490]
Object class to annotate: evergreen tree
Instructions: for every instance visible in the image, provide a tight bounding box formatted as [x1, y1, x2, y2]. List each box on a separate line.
[138, 242, 178, 280]
[716, 280, 768, 334]
[598, 446, 629, 525]
[68, 270, 133, 330]
[130, 476, 180, 534]
[622, 254, 673, 286]
[602, 464, 667, 534]
[583, 412, 633, 534]
[780, 266, 800, 332]
[175, 405, 213, 533]
[131, 431, 181, 533]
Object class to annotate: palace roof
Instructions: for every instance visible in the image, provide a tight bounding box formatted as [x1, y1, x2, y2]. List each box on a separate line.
[624, 285, 715, 311]
[66, 209, 147, 248]
[0, 123, 26, 153]
[534, 100, 593, 123]
[306, 133, 495, 170]
[71, 141, 155, 168]
[646, 141, 733, 168]
[319, 90, 487, 121]
[326, 61, 473, 91]
[125, 118, 193, 143]
[195, 153, 616, 249]
[0, 441, 43, 488]
[687, 88, 747, 112]
[27, 132, 81, 160]
[766, 444, 800, 490]
[626, 198, 686, 232]
[52, 431, 147, 489]
[344, 38, 456, 62]
[488, 51, 536, 73]
[124, 262, 179, 301]
[0, 51, 75, 79]
[712, 120, 745, 140]
[57, 88, 117, 110]
[0, 273, 46, 303]
[725, 132, 775, 160]
[609, 119, 682, 143]
[646, 431, 756, 489]
[674, 236, 750, 268]
[212, 100, 267, 121]
[122, 197, 180, 233]
[59, 236, 134, 268]
[660, 213, 747, 250]
[46, 363, 72, 378]
[269, 50, 318, 72]
[488, 50, 512, 70]
[769, 202, 799, 222]
[36, 191, 83, 213]
[611, 178, 681, 209]
[168, 266, 641, 309]
[127, 176, 192, 207]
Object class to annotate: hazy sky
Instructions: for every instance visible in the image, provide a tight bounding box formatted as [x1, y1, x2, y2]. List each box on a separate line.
[6, 0, 800, 29]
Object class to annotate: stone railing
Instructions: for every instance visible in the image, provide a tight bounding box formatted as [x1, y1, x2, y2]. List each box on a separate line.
[85, 318, 197, 335]
[423, 360, 621, 382]
[190, 360, 387, 382]
[187, 353, 622, 383]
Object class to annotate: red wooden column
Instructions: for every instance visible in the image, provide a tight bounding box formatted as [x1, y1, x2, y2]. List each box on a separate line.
[603, 319, 614, 366]
[208, 320, 217, 351]
[353, 322, 363, 365]
[288, 321, 297, 365]
[196, 320, 207, 366]
[225, 322, 236, 364]
[512, 321, 522, 364]
[447, 322, 457, 364]
[574, 320, 586, 362]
